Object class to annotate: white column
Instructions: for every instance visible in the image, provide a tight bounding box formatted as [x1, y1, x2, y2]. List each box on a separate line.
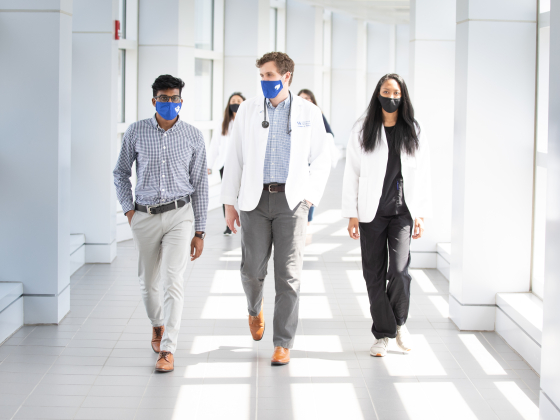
[223, 0, 269, 104]
[450, 0, 536, 330]
[71, 0, 118, 263]
[330, 13, 365, 145]
[286, 1, 323, 101]
[366, 22, 396, 96]
[395, 24, 410, 81]
[355, 20, 367, 117]
[541, 2, 560, 418]
[137, 0, 195, 120]
[0, 1, 72, 324]
[408, 0, 455, 267]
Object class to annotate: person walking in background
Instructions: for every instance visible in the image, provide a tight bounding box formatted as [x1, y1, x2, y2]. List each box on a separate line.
[207, 92, 246, 235]
[297, 88, 339, 225]
[342, 73, 432, 357]
[221, 52, 331, 366]
[113, 74, 208, 372]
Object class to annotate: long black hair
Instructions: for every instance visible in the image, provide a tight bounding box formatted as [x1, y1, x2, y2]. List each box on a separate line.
[360, 74, 420, 156]
[221, 92, 246, 135]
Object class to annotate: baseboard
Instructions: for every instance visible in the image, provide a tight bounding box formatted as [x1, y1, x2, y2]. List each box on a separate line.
[495, 309, 541, 374]
[410, 252, 436, 268]
[85, 241, 117, 263]
[24, 285, 70, 325]
[449, 294, 496, 331]
[540, 391, 560, 420]
[0, 296, 23, 345]
[436, 243, 450, 280]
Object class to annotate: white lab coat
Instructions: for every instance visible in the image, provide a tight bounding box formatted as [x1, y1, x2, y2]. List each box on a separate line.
[221, 93, 331, 211]
[342, 120, 432, 223]
[207, 121, 232, 172]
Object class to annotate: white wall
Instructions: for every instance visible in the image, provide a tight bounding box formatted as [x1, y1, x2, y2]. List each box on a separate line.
[331, 13, 362, 145]
[0, 2, 72, 323]
[450, 0, 536, 330]
[366, 22, 395, 99]
[408, 0, 455, 259]
[541, 2, 560, 418]
[395, 24, 410, 82]
[72, 0, 118, 263]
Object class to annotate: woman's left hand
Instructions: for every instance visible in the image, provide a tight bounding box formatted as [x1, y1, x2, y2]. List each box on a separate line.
[412, 217, 424, 239]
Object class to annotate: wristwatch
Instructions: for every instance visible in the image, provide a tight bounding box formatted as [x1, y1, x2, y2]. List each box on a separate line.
[194, 232, 206, 239]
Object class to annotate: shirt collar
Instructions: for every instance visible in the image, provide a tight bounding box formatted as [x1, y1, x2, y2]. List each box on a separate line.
[266, 92, 291, 110]
[150, 114, 181, 131]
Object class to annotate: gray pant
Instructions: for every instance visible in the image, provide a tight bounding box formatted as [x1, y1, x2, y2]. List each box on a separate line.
[130, 203, 194, 353]
[240, 191, 310, 349]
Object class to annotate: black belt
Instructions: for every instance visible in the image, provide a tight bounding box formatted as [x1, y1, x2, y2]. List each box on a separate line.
[135, 196, 190, 215]
[264, 183, 286, 193]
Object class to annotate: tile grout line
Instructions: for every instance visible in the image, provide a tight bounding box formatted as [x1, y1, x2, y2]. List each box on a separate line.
[8, 263, 112, 420]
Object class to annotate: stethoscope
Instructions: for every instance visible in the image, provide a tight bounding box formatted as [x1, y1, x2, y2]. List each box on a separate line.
[262, 91, 292, 134]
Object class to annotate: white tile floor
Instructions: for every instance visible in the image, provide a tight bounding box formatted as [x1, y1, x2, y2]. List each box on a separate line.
[0, 163, 541, 420]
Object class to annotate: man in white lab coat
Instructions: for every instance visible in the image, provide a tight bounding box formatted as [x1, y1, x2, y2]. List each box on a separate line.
[221, 52, 331, 365]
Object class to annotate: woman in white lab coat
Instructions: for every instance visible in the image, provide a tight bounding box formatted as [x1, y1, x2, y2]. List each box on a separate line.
[342, 73, 432, 357]
[207, 92, 245, 235]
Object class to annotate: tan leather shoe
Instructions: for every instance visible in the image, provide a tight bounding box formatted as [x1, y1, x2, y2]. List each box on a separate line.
[151, 325, 165, 353]
[155, 351, 174, 372]
[271, 346, 290, 366]
[248, 300, 265, 341]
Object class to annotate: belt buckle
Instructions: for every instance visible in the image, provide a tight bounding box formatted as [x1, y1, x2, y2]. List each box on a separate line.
[146, 205, 155, 215]
[268, 183, 278, 194]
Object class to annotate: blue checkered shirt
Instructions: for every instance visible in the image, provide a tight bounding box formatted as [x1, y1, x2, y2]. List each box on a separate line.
[113, 115, 208, 231]
[263, 95, 291, 184]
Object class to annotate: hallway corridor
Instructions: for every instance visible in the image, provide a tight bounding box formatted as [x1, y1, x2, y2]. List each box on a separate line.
[0, 164, 540, 420]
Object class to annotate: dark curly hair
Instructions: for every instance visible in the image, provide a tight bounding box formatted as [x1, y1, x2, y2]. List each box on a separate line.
[152, 74, 185, 97]
[256, 52, 295, 85]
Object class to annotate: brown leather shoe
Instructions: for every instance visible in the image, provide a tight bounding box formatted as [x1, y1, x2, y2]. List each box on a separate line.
[151, 325, 165, 353]
[271, 346, 290, 366]
[248, 300, 265, 341]
[155, 351, 174, 372]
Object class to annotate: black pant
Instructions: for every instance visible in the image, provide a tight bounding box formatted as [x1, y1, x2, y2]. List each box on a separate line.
[219, 167, 225, 218]
[359, 213, 413, 339]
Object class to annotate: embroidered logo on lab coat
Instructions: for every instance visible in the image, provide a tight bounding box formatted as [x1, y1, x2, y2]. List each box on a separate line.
[296, 121, 311, 127]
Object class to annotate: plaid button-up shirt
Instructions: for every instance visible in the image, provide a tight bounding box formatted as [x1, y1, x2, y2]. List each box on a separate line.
[113, 115, 208, 231]
[263, 95, 291, 184]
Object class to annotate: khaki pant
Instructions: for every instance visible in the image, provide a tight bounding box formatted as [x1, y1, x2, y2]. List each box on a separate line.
[130, 203, 194, 353]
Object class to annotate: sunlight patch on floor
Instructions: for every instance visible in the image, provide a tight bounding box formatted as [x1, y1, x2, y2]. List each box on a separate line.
[495, 381, 539, 420]
[395, 382, 479, 420]
[299, 296, 333, 318]
[410, 269, 439, 293]
[459, 334, 508, 375]
[293, 335, 344, 352]
[291, 383, 366, 420]
[210, 270, 244, 293]
[300, 270, 326, 293]
[428, 295, 449, 318]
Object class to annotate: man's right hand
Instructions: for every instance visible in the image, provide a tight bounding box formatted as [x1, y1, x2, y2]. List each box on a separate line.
[126, 210, 135, 226]
[225, 204, 241, 234]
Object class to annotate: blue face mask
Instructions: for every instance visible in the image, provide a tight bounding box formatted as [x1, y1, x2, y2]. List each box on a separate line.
[156, 101, 182, 120]
[261, 78, 284, 99]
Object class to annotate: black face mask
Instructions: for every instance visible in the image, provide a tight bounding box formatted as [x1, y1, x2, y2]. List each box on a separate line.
[229, 104, 240, 113]
[378, 95, 401, 113]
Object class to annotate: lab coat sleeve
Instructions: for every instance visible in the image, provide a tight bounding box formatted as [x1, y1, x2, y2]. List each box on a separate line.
[206, 128, 221, 170]
[305, 106, 331, 206]
[341, 126, 361, 219]
[220, 102, 246, 206]
[415, 127, 433, 218]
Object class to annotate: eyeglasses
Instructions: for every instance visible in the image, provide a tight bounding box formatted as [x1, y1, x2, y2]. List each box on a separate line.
[154, 95, 182, 103]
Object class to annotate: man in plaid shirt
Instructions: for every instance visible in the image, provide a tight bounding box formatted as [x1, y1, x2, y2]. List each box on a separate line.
[114, 75, 208, 372]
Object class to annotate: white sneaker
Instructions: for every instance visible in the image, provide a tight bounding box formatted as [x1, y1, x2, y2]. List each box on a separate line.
[370, 338, 389, 357]
[396, 324, 412, 352]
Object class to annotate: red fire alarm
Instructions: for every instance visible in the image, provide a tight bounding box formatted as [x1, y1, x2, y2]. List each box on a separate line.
[115, 20, 121, 40]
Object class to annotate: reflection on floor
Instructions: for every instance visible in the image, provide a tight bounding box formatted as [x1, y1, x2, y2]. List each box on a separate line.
[0, 163, 540, 420]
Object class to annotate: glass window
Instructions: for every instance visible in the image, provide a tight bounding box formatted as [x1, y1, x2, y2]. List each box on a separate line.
[531, 17, 550, 300]
[117, 49, 126, 123]
[119, 0, 126, 39]
[270, 8, 278, 51]
[195, 58, 213, 121]
[195, 0, 213, 50]
[540, 0, 550, 13]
